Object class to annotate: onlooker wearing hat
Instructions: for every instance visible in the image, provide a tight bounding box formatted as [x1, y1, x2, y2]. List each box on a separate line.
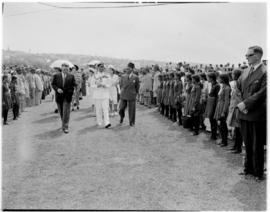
[51, 63, 77, 133]
[237, 46, 266, 181]
[119, 62, 140, 126]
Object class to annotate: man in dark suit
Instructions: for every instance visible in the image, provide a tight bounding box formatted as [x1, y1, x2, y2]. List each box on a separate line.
[237, 46, 266, 181]
[119, 62, 140, 126]
[52, 63, 76, 133]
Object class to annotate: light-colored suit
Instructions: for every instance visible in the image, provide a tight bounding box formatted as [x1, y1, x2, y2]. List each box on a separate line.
[91, 71, 111, 126]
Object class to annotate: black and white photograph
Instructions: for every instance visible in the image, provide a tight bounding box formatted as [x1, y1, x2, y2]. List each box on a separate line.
[1, 0, 267, 210]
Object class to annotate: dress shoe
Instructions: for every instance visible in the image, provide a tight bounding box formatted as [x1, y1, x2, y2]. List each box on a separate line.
[77, 106, 79, 110]
[239, 171, 250, 176]
[105, 124, 111, 129]
[3, 122, 8, 125]
[120, 117, 123, 124]
[72, 108, 74, 111]
[63, 129, 69, 134]
[255, 176, 265, 182]
[130, 123, 134, 127]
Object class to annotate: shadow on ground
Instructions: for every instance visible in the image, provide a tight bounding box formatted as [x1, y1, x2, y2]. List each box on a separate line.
[77, 125, 100, 135]
[231, 178, 266, 210]
[74, 114, 96, 122]
[32, 115, 59, 124]
[34, 128, 63, 140]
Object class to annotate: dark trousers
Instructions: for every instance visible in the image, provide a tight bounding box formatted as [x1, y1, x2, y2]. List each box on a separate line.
[170, 107, 177, 122]
[209, 117, 218, 139]
[160, 103, 165, 115]
[233, 127, 243, 152]
[153, 97, 157, 105]
[12, 103, 19, 119]
[57, 100, 71, 130]
[191, 115, 200, 134]
[218, 117, 228, 145]
[2, 108, 8, 123]
[176, 104, 182, 125]
[240, 120, 265, 177]
[119, 99, 136, 125]
[165, 105, 169, 117]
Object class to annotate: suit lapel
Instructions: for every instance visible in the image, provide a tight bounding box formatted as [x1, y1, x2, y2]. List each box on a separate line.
[244, 64, 264, 89]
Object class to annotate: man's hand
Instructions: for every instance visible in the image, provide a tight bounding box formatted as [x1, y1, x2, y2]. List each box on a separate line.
[57, 88, 63, 94]
[237, 102, 246, 112]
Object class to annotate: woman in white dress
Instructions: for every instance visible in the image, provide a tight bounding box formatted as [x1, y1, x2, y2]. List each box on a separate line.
[107, 65, 120, 116]
[87, 68, 96, 112]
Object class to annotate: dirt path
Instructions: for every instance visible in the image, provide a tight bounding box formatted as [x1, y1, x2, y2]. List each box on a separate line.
[2, 96, 266, 210]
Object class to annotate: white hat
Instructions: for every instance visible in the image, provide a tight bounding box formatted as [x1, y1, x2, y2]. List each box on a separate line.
[108, 65, 115, 70]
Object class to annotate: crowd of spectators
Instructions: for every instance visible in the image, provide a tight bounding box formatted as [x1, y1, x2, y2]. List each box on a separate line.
[137, 46, 267, 181]
[2, 65, 52, 125]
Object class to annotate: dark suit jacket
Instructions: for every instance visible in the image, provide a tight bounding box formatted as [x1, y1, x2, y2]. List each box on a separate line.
[51, 73, 76, 103]
[237, 64, 266, 122]
[120, 73, 140, 101]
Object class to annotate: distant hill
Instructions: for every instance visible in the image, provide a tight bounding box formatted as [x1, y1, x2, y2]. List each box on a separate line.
[2, 50, 176, 70]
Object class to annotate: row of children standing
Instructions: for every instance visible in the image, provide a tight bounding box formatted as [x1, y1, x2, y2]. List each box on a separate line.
[157, 69, 243, 153]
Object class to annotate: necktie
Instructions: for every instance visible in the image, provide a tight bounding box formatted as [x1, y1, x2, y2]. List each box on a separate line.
[63, 73, 65, 87]
[247, 66, 254, 80]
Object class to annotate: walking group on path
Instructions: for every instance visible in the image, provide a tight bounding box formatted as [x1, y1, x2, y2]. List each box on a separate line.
[2, 45, 267, 183]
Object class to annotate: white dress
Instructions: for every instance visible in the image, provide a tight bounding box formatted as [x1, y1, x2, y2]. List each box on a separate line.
[109, 74, 119, 104]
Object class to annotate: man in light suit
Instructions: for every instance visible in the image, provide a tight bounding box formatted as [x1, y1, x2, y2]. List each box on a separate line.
[237, 46, 266, 181]
[91, 62, 111, 128]
[52, 63, 76, 133]
[119, 62, 140, 126]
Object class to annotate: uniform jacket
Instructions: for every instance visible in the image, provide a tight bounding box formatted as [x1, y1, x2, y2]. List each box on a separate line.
[188, 84, 202, 116]
[174, 80, 183, 106]
[120, 73, 140, 101]
[237, 63, 266, 122]
[51, 72, 76, 103]
[168, 80, 175, 106]
[164, 81, 171, 105]
[91, 72, 111, 100]
[204, 81, 220, 118]
[214, 84, 231, 120]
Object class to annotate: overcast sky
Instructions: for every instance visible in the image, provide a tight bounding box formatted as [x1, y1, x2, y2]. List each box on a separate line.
[2, 2, 267, 65]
